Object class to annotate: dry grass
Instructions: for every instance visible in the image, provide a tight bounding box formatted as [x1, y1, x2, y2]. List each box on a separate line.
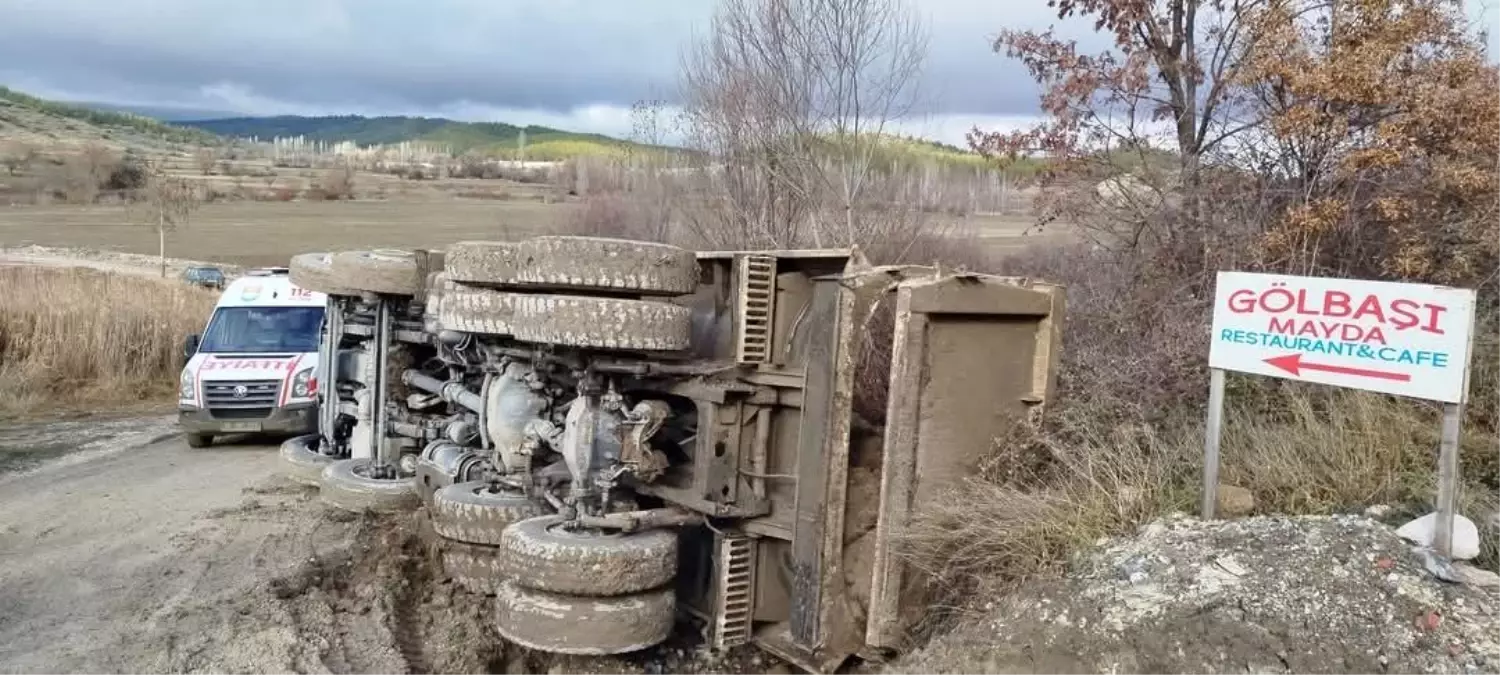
[901, 384, 1499, 617]
[899, 236, 1499, 627]
[0, 267, 217, 416]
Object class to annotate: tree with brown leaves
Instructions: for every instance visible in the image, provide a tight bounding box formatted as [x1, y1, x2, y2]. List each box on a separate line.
[974, 0, 1497, 290]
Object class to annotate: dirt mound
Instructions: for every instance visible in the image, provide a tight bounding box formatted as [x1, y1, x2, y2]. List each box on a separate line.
[898, 514, 1500, 674]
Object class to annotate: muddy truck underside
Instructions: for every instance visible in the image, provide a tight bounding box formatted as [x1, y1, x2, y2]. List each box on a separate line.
[282, 238, 1063, 671]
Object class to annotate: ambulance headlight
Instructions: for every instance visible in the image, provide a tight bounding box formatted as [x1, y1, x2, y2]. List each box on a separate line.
[291, 368, 316, 399]
[178, 370, 196, 402]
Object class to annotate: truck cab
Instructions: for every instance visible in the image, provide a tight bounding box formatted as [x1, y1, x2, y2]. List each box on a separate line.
[177, 268, 325, 448]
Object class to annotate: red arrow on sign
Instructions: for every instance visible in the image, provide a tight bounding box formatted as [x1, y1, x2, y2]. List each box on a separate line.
[1263, 353, 1411, 382]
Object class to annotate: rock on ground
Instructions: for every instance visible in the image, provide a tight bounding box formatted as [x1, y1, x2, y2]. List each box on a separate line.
[898, 514, 1500, 674]
[1396, 512, 1483, 560]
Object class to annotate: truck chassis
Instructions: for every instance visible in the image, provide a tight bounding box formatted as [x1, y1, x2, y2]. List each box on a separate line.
[283, 237, 1063, 670]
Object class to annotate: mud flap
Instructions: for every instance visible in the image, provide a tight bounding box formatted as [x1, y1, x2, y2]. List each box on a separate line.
[864, 274, 1064, 649]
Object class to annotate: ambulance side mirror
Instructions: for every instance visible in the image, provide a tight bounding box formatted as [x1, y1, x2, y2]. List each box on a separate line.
[183, 334, 200, 359]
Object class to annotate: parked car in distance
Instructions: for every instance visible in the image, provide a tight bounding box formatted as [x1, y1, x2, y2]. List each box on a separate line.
[182, 265, 226, 289]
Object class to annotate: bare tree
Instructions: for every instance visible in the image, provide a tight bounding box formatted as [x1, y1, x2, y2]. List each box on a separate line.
[57, 143, 119, 204]
[316, 163, 357, 200]
[681, 0, 927, 248]
[134, 162, 202, 277]
[195, 148, 218, 175]
[0, 140, 37, 176]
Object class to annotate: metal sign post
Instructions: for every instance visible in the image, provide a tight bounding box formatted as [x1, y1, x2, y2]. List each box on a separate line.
[1204, 272, 1477, 558]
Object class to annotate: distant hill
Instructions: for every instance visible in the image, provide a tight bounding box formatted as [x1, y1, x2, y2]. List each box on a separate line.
[0, 85, 221, 146]
[175, 115, 638, 158]
[79, 101, 244, 122]
[2, 84, 1023, 170]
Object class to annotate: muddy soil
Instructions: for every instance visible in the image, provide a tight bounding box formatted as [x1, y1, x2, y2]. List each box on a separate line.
[0, 413, 177, 473]
[0, 419, 776, 674]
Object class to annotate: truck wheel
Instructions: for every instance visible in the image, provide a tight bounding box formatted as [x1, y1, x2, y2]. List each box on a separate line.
[279, 433, 334, 486]
[330, 249, 423, 296]
[319, 458, 419, 513]
[519, 236, 699, 295]
[436, 283, 521, 336]
[511, 294, 692, 351]
[447, 237, 699, 296]
[184, 433, 213, 449]
[440, 539, 505, 596]
[495, 580, 674, 655]
[431, 482, 550, 546]
[499, 514, 677, 596]
[444, 241, 519, 285]
[290, 252, 361, 296]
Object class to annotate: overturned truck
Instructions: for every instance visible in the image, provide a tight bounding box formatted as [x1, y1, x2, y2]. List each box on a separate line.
[283, 237, 1063, 671]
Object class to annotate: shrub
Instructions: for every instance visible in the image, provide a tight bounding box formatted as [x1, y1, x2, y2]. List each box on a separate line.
[103, 155, 148, 191]
[314, 165, 355, 200]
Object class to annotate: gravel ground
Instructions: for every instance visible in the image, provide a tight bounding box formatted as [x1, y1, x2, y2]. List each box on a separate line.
[898, 513, 1500, 674]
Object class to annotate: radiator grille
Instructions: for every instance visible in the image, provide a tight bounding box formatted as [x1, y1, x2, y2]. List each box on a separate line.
[203, 379, 281, 417]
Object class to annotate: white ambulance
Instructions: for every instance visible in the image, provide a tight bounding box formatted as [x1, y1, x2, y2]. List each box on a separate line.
[178, 268, 326, 448]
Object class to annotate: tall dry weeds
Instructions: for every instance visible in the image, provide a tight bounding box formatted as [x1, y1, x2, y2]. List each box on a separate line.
[0, 267, 216, 416]
[901, 385, 1499, 616]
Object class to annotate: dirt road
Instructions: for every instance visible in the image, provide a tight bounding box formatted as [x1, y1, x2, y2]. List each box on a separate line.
[0, 425, 332, 672]
[0, 244, 237, 280]
[0, 419, 517, 674]
[0, 419, 769, 675]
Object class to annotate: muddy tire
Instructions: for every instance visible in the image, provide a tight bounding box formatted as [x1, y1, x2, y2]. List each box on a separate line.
[445, 241, 520, 285]
[447, 237, 698, 296]
[319, 458, 419, 513]
[330, 249, 422, 296]
[510, 295, 692, 351]
[440, 539, 506, 596]
[184, 433, 212, 449]
[431, 482, 550, 546]
[494, 580, 674, 655]
[519, 237, 699, 295]
[499, 514, 678, 596]
[279, 433, 334, 487]
[437, 283, 522, 336]
[290, 252, 360, 296]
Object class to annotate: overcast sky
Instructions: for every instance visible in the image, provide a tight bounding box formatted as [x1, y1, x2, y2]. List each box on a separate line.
[0, 0, 1494, 147]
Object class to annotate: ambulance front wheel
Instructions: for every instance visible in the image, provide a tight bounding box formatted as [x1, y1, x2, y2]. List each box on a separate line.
[185, 433, 213, 448]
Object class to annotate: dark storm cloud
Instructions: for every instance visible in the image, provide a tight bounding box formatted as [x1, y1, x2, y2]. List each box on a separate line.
[0, 0, 1089, 119]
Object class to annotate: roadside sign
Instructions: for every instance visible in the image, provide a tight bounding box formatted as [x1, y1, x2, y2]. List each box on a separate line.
[1209, 271, 1477, 404]
[1202, 271, 1478, 560]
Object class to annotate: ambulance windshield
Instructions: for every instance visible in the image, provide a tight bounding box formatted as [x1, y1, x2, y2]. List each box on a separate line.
[198, 306, 324, 354]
